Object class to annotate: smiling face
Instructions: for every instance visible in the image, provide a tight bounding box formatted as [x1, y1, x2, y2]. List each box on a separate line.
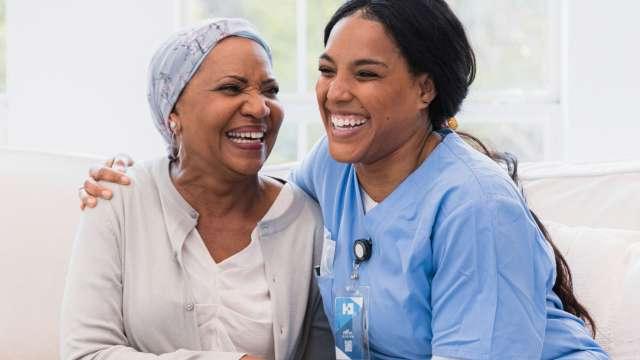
[316, 12, 435, 165]
[170, 37, 283, 176]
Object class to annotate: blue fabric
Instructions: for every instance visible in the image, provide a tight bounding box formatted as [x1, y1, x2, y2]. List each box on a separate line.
[291, 132, 607, 359]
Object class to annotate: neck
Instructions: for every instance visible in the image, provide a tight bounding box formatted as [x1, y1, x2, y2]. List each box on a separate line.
[169, 156, 265, 218]
[356, 127, 440, 202]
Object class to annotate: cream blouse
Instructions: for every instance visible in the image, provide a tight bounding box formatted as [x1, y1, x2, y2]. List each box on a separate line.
[182, 185, 296, 359]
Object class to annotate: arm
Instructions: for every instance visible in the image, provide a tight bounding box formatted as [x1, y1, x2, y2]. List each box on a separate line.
[288, 137, 329, 202]
[61, 199, 250, 360]
[294, 273, 335, 360]
[292, 224, 336, 360]
[429, 196, 552, 359]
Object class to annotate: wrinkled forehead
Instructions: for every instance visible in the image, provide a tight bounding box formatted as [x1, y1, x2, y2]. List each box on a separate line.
[199, 36, 275, 78]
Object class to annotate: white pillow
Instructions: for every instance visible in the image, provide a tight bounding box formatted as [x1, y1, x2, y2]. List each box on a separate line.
[544, 221, 640, 358]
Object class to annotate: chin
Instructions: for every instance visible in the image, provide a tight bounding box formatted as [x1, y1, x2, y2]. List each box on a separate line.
[327, 142, 365, 164]
[224, 156, 265, 177]
[233, 164, 263, 177]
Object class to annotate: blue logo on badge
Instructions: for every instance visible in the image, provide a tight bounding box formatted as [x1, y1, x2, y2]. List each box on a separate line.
[335, 296, 366, 359]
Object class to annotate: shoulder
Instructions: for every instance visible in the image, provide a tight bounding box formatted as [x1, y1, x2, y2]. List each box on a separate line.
[86, 158, 163, 226]
[288, 181, 324, 226]
[273, 182, 324, 252]
[431, 132, 525, 214]
[303, 136, 333, 167]
[290, 136, 348, 200]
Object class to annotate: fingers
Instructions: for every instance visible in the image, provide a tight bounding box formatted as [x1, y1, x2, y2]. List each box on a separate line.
[89, 165, 130, 185]
[80, 154, 134, 211]
[84, 177, 113, 199]
[115, 153, 134, 167]
[79, 187, 98, 210]
[106, 153, 134, 173]
[113, 158, 128, 172]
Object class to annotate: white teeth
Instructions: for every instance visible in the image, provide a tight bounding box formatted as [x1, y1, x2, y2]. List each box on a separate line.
[229, 138, 261, 144]
[330, 115, 368, 128]
[226, 131, 265, 140]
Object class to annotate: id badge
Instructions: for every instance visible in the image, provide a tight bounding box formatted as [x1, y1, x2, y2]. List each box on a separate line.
[334, 285, 370, 360]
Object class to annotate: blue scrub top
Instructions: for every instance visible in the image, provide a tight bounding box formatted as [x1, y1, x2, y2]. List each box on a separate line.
[291, 131, 607, 359]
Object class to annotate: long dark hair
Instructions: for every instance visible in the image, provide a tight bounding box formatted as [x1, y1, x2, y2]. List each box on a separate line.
[324, 0, 596, 336]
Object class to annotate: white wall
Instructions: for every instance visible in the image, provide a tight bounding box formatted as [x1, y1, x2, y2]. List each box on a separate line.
[6, 0, 176, 160]
[5, 0, 640, 162]
[563, 0, 640, 161]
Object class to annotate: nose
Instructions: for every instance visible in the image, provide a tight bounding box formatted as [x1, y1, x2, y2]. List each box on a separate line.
[326, 74, 354, 103]
[241, 91, 271, 119]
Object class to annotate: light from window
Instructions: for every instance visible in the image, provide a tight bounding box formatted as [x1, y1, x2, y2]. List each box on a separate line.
[184, 0, 559, 163]
[450, 0, 553, 96]
[0, 0, 5, 93]
[0, 0, 7, 146]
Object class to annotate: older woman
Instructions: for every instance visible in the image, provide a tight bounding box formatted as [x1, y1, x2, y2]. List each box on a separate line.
[60, 18, 333, 360]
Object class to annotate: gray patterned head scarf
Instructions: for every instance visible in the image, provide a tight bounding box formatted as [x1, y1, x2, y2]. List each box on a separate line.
[147, 18, 272, 158]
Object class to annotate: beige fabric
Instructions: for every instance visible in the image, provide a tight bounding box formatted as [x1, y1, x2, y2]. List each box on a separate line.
[59, 157, 333, 359]
[521, 162, 640, 357]
[521, 162, 640, 231]
[0, 148, 98, 360]
[544, 221, 640, 359]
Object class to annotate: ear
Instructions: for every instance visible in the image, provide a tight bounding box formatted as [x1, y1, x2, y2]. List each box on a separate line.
[168, 112, 181, 133]
[416, 74, 437, 111]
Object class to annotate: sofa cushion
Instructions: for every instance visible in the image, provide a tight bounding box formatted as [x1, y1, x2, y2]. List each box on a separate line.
[521, 162, 640, 231]
[545, 221, 640, 358]
[0, 147, 99, 360]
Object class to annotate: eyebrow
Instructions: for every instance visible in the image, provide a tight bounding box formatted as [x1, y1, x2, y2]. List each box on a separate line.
[319, 53, 389, 68]
[221, 75, 278, 86]
[223, 75, 248, 83]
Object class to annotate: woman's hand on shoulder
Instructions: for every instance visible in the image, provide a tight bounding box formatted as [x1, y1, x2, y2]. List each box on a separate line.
[79, 154, 134, 210]
[240, 356, 264, 360]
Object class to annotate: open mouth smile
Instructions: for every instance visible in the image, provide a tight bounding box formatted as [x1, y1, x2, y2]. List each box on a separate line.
[329, 113, 370, 139]
[331, 114, 369, 129]
[225, 126, 267, 150]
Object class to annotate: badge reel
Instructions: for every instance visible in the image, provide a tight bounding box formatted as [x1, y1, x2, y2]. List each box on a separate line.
[334, 239, 372, 360]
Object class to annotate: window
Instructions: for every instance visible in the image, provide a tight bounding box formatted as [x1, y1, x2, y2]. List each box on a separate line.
[182, 0, 560, 164]
[0, 0, 7, 146]
[448, 0, 562, 161]
[0, 0, 5, 93]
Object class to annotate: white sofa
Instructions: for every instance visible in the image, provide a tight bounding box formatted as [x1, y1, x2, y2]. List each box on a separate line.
[1, 147, 638, 359]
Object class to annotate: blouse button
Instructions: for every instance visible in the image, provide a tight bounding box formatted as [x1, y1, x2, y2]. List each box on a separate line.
[184, 303, 194, 311]
[280, 327, 284, 335]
